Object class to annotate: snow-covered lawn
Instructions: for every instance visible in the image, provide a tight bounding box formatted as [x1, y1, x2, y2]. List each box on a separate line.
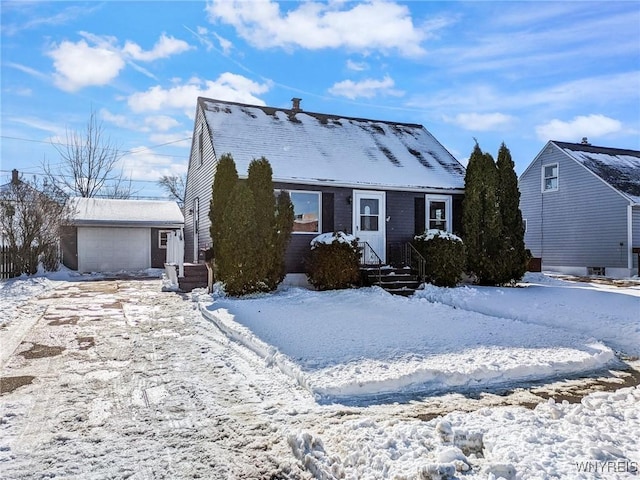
[1, 272, 638, 479]
[201, 273, 638, 404]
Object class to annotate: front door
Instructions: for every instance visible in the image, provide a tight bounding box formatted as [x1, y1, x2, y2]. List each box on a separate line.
[353, 190, 386, 263]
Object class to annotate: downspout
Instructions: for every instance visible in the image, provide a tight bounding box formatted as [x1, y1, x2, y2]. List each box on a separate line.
[628, 204, 634, 273]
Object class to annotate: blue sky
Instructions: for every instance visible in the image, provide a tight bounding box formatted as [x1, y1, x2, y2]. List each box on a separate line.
[2, 1, 639, 198]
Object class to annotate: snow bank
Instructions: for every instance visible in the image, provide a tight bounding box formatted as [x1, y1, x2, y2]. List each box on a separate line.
[201, 284, 618, 403]
[287, 386, 640, 479]
[415, 273, 640, 357]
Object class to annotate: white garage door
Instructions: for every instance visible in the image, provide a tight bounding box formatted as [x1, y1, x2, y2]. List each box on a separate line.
[78, 227, 151, 273]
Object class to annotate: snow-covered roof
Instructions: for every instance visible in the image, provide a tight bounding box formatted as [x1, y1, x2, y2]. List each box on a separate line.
[200, 98, 466, 192]
[68, 197, 184, 227]
[553, 141, 640, 204]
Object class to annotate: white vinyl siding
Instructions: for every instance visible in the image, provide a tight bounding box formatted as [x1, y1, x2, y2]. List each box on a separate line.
[184, 106, 216, 262]
[520, 143, 630, 269]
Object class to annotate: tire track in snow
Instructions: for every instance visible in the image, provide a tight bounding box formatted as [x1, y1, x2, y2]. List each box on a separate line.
[1, 279, 311, 479]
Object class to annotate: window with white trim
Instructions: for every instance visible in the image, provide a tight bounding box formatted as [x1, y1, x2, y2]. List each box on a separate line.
[289, 191, 321, 234]
[542, 163, 558, 191]
[198, 126, 204, 166]
[158, 230, 173, 249]
[425, 195, 452, 232]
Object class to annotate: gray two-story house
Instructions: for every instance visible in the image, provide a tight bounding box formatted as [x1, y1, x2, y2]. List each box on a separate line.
[519, 140, 640, 278]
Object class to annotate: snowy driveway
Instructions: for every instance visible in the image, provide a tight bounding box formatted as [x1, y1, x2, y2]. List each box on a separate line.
[1, 279, 312, 479]
[1, 277, 638, 479]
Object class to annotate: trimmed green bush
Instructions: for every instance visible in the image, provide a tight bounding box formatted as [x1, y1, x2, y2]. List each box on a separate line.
[307, 232, 361, 290]
[414, 230, 466, 287]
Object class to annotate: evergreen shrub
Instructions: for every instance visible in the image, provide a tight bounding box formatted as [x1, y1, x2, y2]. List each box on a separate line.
[218, 182, 260, 296]
[307, 232, 361, 290]
[414, 229, 466, 287]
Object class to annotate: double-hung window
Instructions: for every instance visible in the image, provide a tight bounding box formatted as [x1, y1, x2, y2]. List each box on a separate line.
[425, 195, 451, 232]
[542, 163, 558, 192]
[158, 230, 173, 249]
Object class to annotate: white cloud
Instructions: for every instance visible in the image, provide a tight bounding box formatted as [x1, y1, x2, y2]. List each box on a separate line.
[328, 75, 403, 100]
[100, 109, 134, 129]
[120, 149, 188, 182]
[122, 33, 191, 61]
[206, 0, 431, 57]
[346, 59, 368, 71]
[214, 33, 233, 55]
[46, 32, 192, 91]
[48, 39, 125, 91]
[127, 73, 270, 114]
[535, 114, 623, 141]
[101, 109, 183, 135]
[145, 115, 181, 132]
[445, 112, 515, 132]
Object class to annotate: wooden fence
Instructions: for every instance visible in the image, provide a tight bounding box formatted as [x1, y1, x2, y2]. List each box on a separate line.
[0, 245, 39, 280]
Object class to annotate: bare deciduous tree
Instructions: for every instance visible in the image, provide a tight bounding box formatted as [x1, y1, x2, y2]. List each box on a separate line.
[158, 174, 186, 205]
[42, 109, 134, 199]
[0, 171, 70, 275]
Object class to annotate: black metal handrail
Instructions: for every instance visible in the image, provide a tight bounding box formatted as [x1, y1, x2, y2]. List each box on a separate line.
[402, 242, 427, 281]
[357, 241, 383, 284]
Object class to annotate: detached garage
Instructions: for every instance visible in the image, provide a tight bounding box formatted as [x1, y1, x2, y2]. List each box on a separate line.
[61, 198, 184, 273]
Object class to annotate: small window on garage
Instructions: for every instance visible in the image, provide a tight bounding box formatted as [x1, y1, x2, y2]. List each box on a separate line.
[159, 230, 173, 249]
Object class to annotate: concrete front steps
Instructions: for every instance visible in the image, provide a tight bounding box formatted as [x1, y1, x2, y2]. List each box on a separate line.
[361, 266, 423, 296]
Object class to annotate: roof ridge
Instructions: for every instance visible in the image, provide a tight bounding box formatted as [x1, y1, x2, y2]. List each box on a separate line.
[551, 140, 640, 157]
[197, 96, 424, 129]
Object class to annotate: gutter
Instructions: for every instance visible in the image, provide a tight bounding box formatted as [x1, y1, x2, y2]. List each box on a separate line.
[628, 204, 635, 271]
[70, 221, 185, 228]
[265, 176, 465, 194]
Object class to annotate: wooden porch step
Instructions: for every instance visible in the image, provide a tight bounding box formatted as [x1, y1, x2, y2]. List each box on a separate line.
[178, 263, 209, 292]
[360, 265, 422, 296]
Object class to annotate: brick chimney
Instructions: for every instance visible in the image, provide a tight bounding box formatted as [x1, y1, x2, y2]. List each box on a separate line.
[291, 97, 302, 112]
[11, 169, 19, 185]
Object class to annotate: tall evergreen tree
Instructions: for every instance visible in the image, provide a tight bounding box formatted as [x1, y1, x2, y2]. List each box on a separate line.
[496, 142, 527, 283]
[271, 190, 294, 287]
[218, 182, 260, 296]
[462, 143, 504, 285]
[247, 157, 276, 289]
[209, 153, 238, 275]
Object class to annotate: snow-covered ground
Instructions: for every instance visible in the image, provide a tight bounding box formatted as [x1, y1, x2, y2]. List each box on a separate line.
[1, 272, 638, 479]
[201, 272, 638, 404]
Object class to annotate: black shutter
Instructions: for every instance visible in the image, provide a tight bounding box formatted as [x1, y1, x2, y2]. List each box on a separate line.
[414, 197, 425, 235]
[322, 192, 334, 232]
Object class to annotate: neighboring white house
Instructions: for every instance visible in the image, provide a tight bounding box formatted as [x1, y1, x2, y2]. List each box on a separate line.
[519, 140, 640, 278]
[62, 198, 184, 273]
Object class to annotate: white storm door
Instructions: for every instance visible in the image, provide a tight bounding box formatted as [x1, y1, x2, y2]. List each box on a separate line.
[353, 190, 386, 263]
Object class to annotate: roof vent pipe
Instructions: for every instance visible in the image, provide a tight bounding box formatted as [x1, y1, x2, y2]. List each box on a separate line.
[581, 137, 590, 145]
[291, 97, 302, 112]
